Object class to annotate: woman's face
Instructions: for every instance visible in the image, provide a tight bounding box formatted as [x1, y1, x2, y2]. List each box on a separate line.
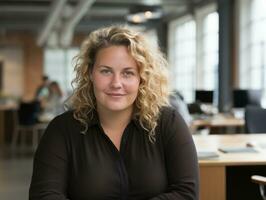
[91, 45, 140, 114]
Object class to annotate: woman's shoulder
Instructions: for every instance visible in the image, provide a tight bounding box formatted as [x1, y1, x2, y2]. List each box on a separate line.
[52, 110, 75, 122]
[159, 106, 184, 123]
[41, 110, 83, 145]
[36, 111, 78, 159]
[48, 110, 81, 130]
[158, 106, 191, 143]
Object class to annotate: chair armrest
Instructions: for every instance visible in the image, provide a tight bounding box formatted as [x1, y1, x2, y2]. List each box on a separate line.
[251, 175, 266, 185]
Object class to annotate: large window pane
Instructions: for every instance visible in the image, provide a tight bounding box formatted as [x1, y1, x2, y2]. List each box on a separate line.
[239, 0, 266, 105]
[201, 12, 219, 90]
[173, 20, 196, 103]
[44, 48, 79, 97]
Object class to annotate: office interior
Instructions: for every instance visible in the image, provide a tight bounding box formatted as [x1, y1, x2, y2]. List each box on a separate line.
[0, 0, 266, 200]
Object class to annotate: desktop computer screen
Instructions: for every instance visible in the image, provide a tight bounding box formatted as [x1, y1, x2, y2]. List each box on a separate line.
[233, 89, 262, 108]
[195, 90, 213, 104]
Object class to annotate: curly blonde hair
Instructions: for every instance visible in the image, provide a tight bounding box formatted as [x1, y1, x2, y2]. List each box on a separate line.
[70, 25, 170, 142]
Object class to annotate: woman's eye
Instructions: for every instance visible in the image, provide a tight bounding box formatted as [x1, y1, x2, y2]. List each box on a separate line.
[100, 69, 112, 74]
[123, 71, 135, 77]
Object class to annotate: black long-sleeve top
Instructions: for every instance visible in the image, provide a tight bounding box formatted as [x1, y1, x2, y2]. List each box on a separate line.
[29, 107, 199, 200]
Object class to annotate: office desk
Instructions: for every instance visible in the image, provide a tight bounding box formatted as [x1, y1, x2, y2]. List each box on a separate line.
[190, 114, 245, 134]
[193, 134, 266, 200]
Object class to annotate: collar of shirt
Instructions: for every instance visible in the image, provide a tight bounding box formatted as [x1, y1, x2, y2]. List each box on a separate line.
[86, 109, 143, 131]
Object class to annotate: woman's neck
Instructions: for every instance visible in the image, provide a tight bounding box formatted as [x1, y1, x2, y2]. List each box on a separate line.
[97, 108, 133, 131]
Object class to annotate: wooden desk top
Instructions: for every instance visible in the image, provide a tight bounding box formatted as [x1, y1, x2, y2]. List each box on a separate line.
[191, 114, 244, 128]
[193, 134, 266, 166]
[0, 103, 18, 110]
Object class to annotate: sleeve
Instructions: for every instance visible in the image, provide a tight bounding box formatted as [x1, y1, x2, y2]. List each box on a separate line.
[29, 116, 70, 200]
[150, 108, 199, 200]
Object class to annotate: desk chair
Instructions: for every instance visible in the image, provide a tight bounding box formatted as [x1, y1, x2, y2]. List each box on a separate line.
[245, 106, 266, 133]
[188, 102, 204, 114]
[11, 101, 47, 150]
[251, 175, 266, 200]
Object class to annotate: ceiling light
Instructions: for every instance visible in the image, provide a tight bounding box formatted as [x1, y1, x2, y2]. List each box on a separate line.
[144, 11, 153, 18]
[126, 4, 163, 24]
[131, 14, 146, 23]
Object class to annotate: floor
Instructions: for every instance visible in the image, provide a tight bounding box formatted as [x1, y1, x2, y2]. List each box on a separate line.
[0, 146, 34, 200]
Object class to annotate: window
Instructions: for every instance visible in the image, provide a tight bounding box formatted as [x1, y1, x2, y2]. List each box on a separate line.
[250, 0, 266, 89]
[44, 48, 78, 96]
[238, 0, 266, 104]
[168, 4, 218, 103]
[169, 17, 196, 103]
[201, 12, 219, 90]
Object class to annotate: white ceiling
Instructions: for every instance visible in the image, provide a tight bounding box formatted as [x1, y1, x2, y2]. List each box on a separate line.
[0, 0, 214, 47]
[0, 0, 214, 33]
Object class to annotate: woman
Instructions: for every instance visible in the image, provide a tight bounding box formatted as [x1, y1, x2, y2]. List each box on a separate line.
[38, 81, 64, 121]
[46, 81, 64, 115]
[29, 25, 199, 200]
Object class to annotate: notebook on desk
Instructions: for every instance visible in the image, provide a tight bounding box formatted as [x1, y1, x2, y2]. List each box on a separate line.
[197, 151, 220, 159]
[218, 146, 258, 153]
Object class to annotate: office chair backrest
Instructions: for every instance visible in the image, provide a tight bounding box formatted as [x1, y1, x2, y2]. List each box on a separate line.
[18, 100, 41, 125]
[188, 102, 204, 114]
[245, 106, 266, 133]
[233, 89, 262, 108]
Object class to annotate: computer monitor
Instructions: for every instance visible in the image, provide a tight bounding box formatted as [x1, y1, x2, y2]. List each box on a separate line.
[233, 89, 262, 108]
[195, 90, 214, 104]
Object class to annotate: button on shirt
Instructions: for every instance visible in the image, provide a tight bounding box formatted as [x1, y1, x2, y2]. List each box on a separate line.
[29, 107, 199, 200]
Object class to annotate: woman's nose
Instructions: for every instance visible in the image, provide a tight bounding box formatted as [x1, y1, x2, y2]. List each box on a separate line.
[110, 74, 122, 88]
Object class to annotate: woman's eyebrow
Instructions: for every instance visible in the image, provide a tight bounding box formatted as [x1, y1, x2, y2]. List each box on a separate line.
[98, 65, 112, 69]
[123, 67, 137, 70]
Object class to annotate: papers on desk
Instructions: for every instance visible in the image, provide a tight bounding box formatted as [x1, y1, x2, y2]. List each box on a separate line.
[218, 146, 258, 153]
[198, 146, 260, 158]
[197, 151, 220, 159]
[197, 146, 259, 159]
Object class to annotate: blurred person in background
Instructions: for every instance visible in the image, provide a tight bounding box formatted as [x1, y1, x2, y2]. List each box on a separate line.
[38, 81, 64, 121]
[34, 75, 50, 113]
[169, 90, 192, 126]
[35, 75, 50, 101]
